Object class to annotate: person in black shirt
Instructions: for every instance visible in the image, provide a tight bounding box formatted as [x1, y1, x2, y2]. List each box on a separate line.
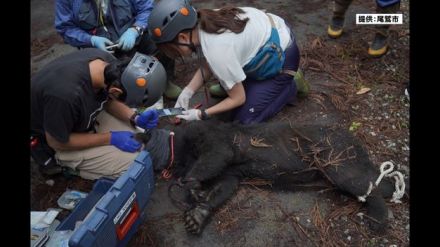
[31, 48, 167, 179]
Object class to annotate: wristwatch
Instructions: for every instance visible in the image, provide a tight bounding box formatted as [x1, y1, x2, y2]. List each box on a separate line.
[129, 111, 139, 128]
[133, 25, 144, 36]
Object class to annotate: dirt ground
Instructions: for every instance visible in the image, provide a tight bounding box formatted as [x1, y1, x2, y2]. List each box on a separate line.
[31, 0, 409, 246]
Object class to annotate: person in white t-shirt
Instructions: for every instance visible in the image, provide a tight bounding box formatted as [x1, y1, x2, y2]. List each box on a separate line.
[148, 0, 301, 124]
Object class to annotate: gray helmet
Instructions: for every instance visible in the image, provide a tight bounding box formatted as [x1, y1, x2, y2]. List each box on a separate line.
[121, 52, 167, 107]
[148, 0, 197, 44]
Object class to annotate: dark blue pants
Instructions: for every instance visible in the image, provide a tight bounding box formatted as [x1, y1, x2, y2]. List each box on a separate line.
[232, 32, 300, 124]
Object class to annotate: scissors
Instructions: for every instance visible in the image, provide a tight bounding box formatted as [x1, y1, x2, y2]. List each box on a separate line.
[105, 44, 120, 53]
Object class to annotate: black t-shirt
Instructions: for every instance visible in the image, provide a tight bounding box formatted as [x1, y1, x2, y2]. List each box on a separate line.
[31, 48, 116, 143]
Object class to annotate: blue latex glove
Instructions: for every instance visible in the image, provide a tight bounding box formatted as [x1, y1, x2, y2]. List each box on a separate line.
[135, 110, 159, 129]
[110, 131, 141, 152]
[91, 36, 114, 52]
[118, 28, 139, 51]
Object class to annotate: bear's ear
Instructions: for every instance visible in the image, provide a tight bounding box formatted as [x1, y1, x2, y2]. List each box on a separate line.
[134, 132, 150, 145]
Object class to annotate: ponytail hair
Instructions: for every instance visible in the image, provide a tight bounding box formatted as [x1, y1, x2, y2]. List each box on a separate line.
[156, 7, 249, 59]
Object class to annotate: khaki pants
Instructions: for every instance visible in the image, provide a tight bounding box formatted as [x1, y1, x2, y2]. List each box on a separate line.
[55, 111, 140, 180]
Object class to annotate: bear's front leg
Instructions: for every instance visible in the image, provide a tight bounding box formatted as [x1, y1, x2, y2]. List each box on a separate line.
[184, 203, 211, 235]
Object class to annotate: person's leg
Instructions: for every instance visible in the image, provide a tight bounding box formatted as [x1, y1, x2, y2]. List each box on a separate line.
[56, 146, 140, 180]
[328, 0, 354, 38]
[368, 0, 401, 57]
[54, 111, 140, 180]
[232, 40, 300, 124]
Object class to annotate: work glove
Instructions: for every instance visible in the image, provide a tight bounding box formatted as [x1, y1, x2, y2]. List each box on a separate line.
[176, 109, 201, 121]
[174, 87, 194, 110]
[118, 28, 139, 51]
[91, 36, 114, 52]
[135, 109, 159, 129]
[110, 131, 141, 152]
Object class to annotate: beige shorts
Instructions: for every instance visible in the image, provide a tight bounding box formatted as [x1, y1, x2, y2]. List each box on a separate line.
[55, 111, 141, 180]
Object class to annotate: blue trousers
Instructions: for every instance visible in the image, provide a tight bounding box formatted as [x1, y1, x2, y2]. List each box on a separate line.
[376, 0, 400, 8]
[232, 32, 300, 124]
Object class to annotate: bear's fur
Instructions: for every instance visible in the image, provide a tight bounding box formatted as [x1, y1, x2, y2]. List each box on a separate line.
[138, 120, 404, 235]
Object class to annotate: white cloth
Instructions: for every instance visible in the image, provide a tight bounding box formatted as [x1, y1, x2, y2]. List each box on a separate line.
[199, 7, 292, 90]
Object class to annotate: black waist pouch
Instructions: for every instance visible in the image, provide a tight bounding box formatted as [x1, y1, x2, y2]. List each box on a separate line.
[30, 134, 61, 175]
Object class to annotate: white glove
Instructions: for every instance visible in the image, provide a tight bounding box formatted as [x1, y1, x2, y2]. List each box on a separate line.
[176, 109, 201, 121]
[174, 87, 194, 110]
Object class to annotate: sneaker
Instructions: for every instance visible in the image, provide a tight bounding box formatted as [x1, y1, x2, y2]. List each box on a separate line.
[327, 17, 345, 38]
[62, 167, 80, 178]
[209, 84, 228, 98]
[294, 69, 310, 97]
[164, 82, 183, 100]
[368, 32, 388, 57]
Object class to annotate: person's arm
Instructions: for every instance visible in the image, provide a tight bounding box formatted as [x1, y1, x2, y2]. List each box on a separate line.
[105, 98, 159, 130]
[43, 97, 113, 151]
[176, 82, 245, 121]
[55, 0, 94, 47]
[46, 131, 110, 151]
[205, 82, 246, 116]
[174, 63, 213, 110]
[104, 99, 136, 125]
[42, 97, 139, 152]
[47, 130, 142, 153]
[132, 0, 154, 29]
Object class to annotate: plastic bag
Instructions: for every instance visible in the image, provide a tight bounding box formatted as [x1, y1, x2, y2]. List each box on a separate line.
[57, 190, 88, 210]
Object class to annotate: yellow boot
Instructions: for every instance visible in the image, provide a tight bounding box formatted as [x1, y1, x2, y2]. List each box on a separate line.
[368, 32, 388, 57]
[368, 2, 400, 57]
[327, 17, 344, 38]
[328, 0, 354, 38]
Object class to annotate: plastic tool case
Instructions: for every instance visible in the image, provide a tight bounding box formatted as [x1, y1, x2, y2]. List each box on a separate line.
[57, 151, 155, 247]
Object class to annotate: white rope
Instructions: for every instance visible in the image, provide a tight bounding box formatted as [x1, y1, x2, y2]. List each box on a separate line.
[357, 161, 406, 203]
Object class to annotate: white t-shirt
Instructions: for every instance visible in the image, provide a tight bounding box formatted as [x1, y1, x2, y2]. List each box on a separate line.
[199, 7, 292, 90]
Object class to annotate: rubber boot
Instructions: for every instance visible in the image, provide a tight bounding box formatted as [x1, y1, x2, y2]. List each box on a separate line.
[328, 0, 354, 38]
[209, 83, 227, 98]
[368, 31, 389, 57]
[164, 81, 183, 100]
[154, 51, 183, 100]
[368, 2, 400, 57]
[295, 69, 310, 97]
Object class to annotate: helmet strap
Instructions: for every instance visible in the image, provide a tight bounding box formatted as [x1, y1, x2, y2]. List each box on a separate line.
[173, 29, 198, 53]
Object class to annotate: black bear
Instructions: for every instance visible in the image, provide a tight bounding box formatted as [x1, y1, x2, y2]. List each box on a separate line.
[138, 120, 406, 235]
